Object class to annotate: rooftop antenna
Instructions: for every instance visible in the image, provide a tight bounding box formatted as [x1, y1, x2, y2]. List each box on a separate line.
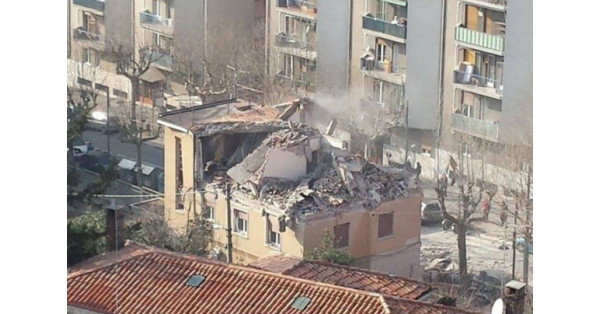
[491, 298, 504, 314]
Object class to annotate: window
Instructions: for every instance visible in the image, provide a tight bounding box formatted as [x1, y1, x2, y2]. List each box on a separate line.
[175, 137, 184, 210]
[83, 48, 92, 64]
[166, 0, 172, 18]
[234, 210, 248, 235]
[267, 215, 281, 249]
[378, 213, 394, 238]
[376, 42, 386, 62]
[152, 0, 161, 15]
[175, 137, 183, 189]
[77, 77, 92, 88]
[95, 83, 108, 95]
[284, 54, 294, 77]
[203, 205, 214, 221]
[113, 89, 128, 99]
[333, 223, 350, 248]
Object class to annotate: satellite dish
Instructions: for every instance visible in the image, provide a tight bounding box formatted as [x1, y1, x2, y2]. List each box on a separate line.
[491, 298, 504, 314]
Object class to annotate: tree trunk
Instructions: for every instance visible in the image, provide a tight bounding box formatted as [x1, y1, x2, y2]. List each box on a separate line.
[136, 134, 143, 193]
[457, 221, 468, 282]
[130, 78, 139, 127]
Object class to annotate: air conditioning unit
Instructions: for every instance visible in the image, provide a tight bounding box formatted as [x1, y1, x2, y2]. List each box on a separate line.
[165, 19, 172, 26]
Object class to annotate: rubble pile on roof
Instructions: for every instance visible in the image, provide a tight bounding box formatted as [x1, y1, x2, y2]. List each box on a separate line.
[228, 127, 414, 218]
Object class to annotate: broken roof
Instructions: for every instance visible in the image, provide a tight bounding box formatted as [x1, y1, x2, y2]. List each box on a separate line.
[226, 127, 417, 219]
[68, 243, 392, 314]
[158, 98, 275, 133]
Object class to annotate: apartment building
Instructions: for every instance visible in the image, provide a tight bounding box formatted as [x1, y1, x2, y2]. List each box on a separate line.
[68, 0, 264, 108]
[156, 99, 423, 277]
[382, 0, 533, 192]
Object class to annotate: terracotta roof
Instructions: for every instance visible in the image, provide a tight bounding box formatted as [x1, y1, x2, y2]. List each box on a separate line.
[67, 245, 389, 314]
[384, 296, 482, 314]
[251, 256, 431, 300]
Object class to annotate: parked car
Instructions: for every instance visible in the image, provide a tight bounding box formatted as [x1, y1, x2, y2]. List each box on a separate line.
[79, 150, 113, 174]
[421, 202, 443, 225]
[87, 111, 120, 133]
[71, 138, 94, 158]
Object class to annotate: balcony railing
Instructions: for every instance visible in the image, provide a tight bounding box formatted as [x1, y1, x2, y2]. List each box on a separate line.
[74, 0, 105, 11]
[275, 33, 315, 51]
[460, 0, 506, 7]
[278, 0, 317, 11]
[453, 69, 503, 98]
[73, 27, 102, 42]
[455, 26, 504, 53]
[141, 48, 173, 70]
[451, 113, 499, 141]
[140, 11, 172, 26]
[362, 15, 406, 39]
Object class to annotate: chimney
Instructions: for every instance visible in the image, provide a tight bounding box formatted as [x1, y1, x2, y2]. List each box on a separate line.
[106, 199, 125, 252]
[504, 280, 526, 314]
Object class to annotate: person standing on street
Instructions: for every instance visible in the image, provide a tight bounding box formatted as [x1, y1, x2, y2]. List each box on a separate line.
[416, 162, 422, 180]
[482, 198, 491, 221]
[500, 201, 508, 226]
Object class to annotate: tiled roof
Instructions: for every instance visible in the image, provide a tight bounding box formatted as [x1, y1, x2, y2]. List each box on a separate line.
[67, 245, 389, 314]
[384, 296, 482, 314]
[251, 256, 432, 300]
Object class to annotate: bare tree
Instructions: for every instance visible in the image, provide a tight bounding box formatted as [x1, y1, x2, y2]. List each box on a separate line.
[107, 43, 161, 190]
[434, 135, 496, 284]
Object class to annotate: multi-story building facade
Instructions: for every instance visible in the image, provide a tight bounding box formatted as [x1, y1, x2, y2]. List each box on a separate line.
[68, 0, 265, 108]
[382, 0, 532, 192]
[156, 99, 423, 277]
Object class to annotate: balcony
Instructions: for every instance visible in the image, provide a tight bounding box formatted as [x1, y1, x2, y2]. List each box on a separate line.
[459, 0, 506, 11]
[140, 11, 174, 37]
[453, 69, 502, 100]
[455, 26, 504, 55]
[277, 0, 317, 20]
[73, 27, 105, 50]
[141, 48, 173, 71]
[360, 58, 405, 86]
[73, 0, 105, 12]
[276, 73, 315, 93]
[451, 113, 499, 142]
[362, 15, 406, 41]
[275, 33, 317, 60]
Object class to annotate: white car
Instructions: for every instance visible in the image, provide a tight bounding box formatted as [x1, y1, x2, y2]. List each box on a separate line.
[72, 138, 94, 158]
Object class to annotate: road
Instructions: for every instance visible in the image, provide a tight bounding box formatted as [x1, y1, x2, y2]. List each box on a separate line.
[81, 130, 164, 168]
[68, 166, 160, 217]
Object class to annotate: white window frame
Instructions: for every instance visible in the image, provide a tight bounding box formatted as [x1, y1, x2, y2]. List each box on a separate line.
[153, 0, 161, 15]
[376, 43, 386, 62]
[268, 229, 281, 249]
[83, 48, 92, 64]
[234, 209, 248, 236]
[203, 205, 215, 221]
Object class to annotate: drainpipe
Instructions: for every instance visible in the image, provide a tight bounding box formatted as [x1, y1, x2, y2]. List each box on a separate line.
[225, 182, 233, 263]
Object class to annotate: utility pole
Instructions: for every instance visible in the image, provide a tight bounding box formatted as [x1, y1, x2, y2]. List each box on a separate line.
[511, 196, 519, 280]
[106, 95, 111, 155]
[225, 182, 233, 264]
[404, 101, 409, 166]
[523, 164, 532, 284]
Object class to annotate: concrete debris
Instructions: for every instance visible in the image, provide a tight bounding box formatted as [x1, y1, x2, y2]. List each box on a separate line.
[203, 119, 418, 220]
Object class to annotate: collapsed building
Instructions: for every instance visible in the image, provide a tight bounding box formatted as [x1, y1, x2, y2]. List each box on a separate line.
[157, 98, 423, 277]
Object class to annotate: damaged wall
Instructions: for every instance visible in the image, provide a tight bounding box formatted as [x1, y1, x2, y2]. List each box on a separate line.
[164, 127, 196, 232]
[262, 149, 307, 181]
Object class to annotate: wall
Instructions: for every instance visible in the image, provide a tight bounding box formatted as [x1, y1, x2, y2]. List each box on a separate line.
[405, 0, 443, 130]
[68, 306, 104, 314]
[262, 148, 307, 180]
[173, 0, 204, 67]
[67, 59, 132, 99]
[202, 190, 305, 265]
[349, 0, 367, 104]
[163, 127, 196, 232]
[315, 0, 352, 101]
[499, 0, 533, 146]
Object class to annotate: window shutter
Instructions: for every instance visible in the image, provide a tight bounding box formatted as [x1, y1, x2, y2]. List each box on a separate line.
[237, 210, 248, 220]
[268, 214, 278, 232]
